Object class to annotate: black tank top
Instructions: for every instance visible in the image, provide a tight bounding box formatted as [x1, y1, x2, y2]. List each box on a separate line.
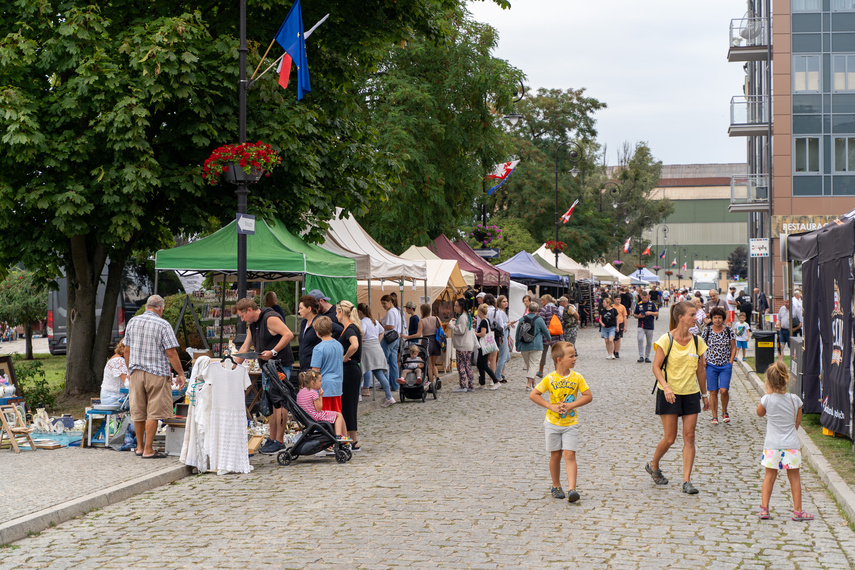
[249, 307, 294, 367]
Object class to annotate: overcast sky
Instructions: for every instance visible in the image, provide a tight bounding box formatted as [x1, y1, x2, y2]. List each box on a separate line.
[467, 0, 750, 167]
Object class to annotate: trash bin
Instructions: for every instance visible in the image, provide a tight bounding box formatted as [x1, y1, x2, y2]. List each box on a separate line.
[754, 330, 776, 375]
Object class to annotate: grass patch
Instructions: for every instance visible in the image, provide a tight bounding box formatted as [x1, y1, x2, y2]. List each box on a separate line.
[10, 353, 66, 391]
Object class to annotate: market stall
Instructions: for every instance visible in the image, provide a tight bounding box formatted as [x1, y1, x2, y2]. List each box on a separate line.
[533, 245, 592, 280]
[429, 235, 509, 291]
[496, 251, 568, 298]
[400, 246, 477, 287]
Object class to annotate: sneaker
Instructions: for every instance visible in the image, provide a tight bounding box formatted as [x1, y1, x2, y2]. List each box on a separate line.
[467, 387, 476, 392]
[382, 397, 396, 408]
[551, 486, 565, 499]
[722, 413, 730, 423]
[614, 352, 620, 359]
[637, 357, 645, 363]
[682, 481, 699, 495]
[452, 387, 468, 393]
[358, 395, 363, 402]
[258, 439, 283, 455]
[567, 489, 580, 503]
[645, 358, 652, 363]
[490, 382, 501, 390]
[742, 357, 747, 362]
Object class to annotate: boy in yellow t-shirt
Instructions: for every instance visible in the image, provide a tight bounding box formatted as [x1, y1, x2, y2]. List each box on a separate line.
[529, 341, 593, 503]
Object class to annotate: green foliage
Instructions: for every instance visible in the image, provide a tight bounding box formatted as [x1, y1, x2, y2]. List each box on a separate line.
[0, 270, 47, 331]
[728, 246, 748, 279]
[15, 361, 57, 412]
[358, 7, 524, 251]
[468, 218, 539, 263]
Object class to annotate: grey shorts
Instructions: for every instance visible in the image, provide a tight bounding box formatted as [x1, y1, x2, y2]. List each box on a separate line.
[544, 421, 579, 452]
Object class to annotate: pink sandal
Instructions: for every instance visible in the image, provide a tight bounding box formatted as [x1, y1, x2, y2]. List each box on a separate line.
[792, 510, 814, 521]
[758, 506, 770, 520]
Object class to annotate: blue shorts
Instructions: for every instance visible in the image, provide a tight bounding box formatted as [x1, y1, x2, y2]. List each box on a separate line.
[600, 326, 616, 339]
[706, 363, 732, 391]
[736, 340, 748, 349]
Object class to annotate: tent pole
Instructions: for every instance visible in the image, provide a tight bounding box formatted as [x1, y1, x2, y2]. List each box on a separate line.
[294, 280, 299, 316]
[424, 279, 428, 304]
[368, 279, 372, 312]
[218, 278, 226, 358]
[154, 271, 159, 296]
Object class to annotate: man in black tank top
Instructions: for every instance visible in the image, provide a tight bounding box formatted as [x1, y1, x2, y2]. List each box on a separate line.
[234, 298, 295, 454]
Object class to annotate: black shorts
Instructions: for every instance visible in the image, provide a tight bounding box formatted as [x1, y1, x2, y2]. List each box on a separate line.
[655, 390, 702, 416]
[615, 326, 624, 340]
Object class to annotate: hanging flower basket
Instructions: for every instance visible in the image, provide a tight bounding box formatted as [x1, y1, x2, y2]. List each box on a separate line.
[545, 240, 567, 254]
[652, 265, 662, 271]
[664, 270, 673, 276]
[676, 273, 684, 279]
[612, 260, 623, 267]
[635, 264, 645, 269]
[470, 224, 503, 246]
[202, 141, 282, 186]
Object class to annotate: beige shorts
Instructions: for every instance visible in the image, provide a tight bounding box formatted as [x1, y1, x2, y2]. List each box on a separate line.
[522, 350, 540, 378]
[129, 370, 173, 422]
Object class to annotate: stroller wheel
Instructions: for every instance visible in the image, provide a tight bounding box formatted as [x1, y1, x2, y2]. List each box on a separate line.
[276, 451, 292, 466]
[344, 448, 353, 461]
[431, 382, 438, 400]
[421, 390, 426, 402]
[335, 448, 349, 464]
[435, 379, 441, 391]
[399, 391, 405, 403]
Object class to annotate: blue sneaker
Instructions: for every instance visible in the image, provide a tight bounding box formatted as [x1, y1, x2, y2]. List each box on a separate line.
[258, 439, 283, 455]
[551, 486, 565, 499]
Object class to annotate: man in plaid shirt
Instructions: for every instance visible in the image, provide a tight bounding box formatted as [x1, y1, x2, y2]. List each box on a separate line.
[123, 295, 186, 459]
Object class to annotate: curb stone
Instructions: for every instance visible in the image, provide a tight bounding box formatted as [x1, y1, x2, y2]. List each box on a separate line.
[735, 358, 855, 524]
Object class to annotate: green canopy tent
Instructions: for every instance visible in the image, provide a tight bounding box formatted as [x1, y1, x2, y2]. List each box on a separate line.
[155, 217, 357, 303]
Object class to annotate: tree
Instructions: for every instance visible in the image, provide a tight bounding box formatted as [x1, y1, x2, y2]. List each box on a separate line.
[0, 270, 48, 360]
[358, 7, 524, 251]
[466, 217, 539, 263]
[0, 0, 509, 396]
[728, 246, 748, 280]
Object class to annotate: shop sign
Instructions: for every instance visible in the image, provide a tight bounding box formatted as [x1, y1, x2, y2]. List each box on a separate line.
[771, 215, 838, 235]
[749, 238, 770, 257]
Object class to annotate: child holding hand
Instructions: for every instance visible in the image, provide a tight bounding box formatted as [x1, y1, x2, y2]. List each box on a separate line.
[529, 341, 593, 503]
[296, 370, 348, 439]
[757, 361, 813, 521]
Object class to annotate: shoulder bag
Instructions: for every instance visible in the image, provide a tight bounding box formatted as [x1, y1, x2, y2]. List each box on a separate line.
[478, 319, 499, 354]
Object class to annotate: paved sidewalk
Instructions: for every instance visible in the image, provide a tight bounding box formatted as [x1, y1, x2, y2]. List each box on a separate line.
[0, 337, 50, 356]
[4, 319, 855, 567]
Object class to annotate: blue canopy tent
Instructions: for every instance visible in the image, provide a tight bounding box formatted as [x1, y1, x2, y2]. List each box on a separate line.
[629, 267, 660, 284]
[496, 251, 569, 287]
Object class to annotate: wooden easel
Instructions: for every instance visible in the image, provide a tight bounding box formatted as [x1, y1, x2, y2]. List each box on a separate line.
[0, 404, 36, 453]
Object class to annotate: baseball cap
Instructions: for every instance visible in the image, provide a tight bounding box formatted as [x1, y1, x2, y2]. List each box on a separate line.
[307, 289, 330, 301]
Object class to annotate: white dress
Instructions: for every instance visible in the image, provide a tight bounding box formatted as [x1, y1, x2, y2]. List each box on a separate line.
[181, 357, 252, 474]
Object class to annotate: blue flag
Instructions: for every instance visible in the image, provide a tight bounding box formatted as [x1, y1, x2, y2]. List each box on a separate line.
[275, 0, 311, 100]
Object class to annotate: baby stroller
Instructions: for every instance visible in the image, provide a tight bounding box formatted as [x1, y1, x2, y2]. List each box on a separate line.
[262, 361, 352, 465]
[398, 337, 438, 403]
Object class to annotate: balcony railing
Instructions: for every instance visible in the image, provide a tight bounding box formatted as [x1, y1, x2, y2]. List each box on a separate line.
[730, 174, 769, 212]
[729, 95, 769, 137]
[728, 17, 769, 62]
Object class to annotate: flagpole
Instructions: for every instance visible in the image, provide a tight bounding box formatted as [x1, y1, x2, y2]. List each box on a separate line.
[251, 38, 278, 79]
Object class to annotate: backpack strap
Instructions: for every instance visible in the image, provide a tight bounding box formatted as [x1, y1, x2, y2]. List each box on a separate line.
[651, 333, 674, 394]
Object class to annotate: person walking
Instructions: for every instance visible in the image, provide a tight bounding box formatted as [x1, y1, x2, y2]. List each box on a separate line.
[474, 303, 501, 390]
[700, 307, 736, 425]
[356, 303, 395, 407]
[599, 297, 618, 360]
[791, 289, 803, 338]
[451, 297, 477, 392]
[537, 295, 562, 377]
[516, 302, 551, 390]
[494, 295, 512, 381]
[561, 302, 580, 347]
[776, 300, 791, 357]
[380, 294, 403, 392]
[634, 290, 658, 363]
[123, 295, 186, 459]
[234, 297, 295, 455]
[613, 296, 627, 359]
[736, 289, 753, 327]
[754, 287, 769, 330]
[646, 300, 710, 494]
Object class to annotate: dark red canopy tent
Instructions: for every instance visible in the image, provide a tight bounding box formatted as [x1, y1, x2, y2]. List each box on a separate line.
[428, 235, 509, 289]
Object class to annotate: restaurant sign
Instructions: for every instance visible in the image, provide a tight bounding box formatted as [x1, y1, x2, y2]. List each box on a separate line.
[771, 215, 839, 235]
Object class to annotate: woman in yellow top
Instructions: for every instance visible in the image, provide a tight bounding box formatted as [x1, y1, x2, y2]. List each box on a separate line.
[646, 300, 710, 495]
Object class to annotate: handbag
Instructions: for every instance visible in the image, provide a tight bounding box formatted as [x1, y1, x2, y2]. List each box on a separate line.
[434, 318, 447, 351]
[383, 329, 399, 344]
[259, 373, 273, 417]
[479, 320, 499, 354]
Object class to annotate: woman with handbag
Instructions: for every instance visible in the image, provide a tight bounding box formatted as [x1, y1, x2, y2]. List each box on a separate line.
[336, 300, 364, 448]
[451, 297, 477, 392]
[475, 303, 501, 390]
[494, 295, 511, 381]
[403, 303, 442, 386]
[380, 294, 402, 392]
[356, 303, 395, 407]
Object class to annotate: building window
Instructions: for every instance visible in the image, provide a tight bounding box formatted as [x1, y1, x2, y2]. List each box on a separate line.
[794, 55, 821, 93]
[834, 138, 855, 171]
[795, 137, 821, 173]
[832, 0, 855, 11]
[793, 0, 821, 10]
[834, 55, 855, 91]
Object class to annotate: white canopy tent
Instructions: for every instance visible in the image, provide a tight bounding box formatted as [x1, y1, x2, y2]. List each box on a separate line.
[585, 263, 632, 285]
[400, 245, 476, 287]
[533, 246, 592, 280]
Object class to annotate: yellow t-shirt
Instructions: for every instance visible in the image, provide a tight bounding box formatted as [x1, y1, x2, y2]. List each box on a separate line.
[653, 333, 708, 395]
[535, 370, 590, 427]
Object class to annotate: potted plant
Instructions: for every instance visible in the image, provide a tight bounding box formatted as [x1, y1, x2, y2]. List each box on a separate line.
[612, 260, 623, 267]
[635, 264, 645, 269]
[676, 273, 684, 279]
[202, 141, 282, 186]
[652, 265, 662, 272]
[545, 240, 567, 254]
[470, 224, 503, 246]
[664, 270, 673, 276]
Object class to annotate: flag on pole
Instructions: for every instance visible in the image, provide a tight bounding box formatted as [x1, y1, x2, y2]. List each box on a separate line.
[681, 262, 687, 271]
[671, 258, 677, 267]
[274, 0, 311, 100]
[659, 249, 667, 259]
[486, 160, 520, 195]
[642, 245, 651, 256]
[560, 199, 579, 224]
[623, 237, 632, 254]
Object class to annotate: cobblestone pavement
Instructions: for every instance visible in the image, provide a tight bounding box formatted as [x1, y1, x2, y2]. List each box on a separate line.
[4, 313, 855, 568]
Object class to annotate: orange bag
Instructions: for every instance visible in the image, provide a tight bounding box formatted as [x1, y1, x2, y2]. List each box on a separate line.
[548, 314, 563, 336]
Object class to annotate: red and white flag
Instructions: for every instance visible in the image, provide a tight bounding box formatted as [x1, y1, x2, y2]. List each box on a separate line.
[560, 199, 579, 224]
[642, 245, 651, 256]
[623, 237, 632, 254]
[681, 262, 687, 271]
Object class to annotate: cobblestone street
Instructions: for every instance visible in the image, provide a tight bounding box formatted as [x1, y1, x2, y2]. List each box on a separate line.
[4, 316, 855, 568]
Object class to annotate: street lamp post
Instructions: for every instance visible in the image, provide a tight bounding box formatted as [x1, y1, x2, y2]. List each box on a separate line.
[554, 141, 582, 268]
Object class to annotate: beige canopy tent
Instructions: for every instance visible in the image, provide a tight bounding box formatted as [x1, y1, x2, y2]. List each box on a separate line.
[400, 245, 476, 286]
[585, 262, 631, 285]
[533, 245, 592, 280]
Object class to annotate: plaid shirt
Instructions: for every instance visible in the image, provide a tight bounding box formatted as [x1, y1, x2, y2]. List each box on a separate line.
[125, 310, 179, 377]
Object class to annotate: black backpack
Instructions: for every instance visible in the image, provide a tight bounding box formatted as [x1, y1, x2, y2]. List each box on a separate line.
[519, 314, 536, 343]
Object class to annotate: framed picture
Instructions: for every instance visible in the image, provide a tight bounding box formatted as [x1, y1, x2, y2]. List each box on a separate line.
[0, 355, 18, 392]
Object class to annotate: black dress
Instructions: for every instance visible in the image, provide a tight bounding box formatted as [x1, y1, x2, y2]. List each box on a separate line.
[338, 323, 363, 433]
